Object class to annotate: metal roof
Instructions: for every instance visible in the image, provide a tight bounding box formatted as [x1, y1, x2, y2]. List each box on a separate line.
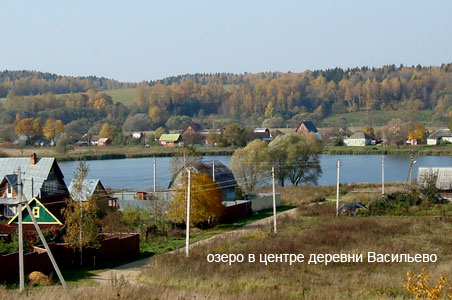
[159, 134, 181, 142]
[346, 132, 373, 140]
[417, 167, 452, 190]
[428, 129, 452, 139]
[0, 157, 63, 201]
[68, 179, 101, 202]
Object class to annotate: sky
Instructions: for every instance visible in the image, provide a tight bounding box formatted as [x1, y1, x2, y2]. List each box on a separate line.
[1, 0, 452, 82]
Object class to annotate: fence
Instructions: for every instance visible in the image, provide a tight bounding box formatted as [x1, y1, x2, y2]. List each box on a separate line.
[222, 200, 252, 222]
[246, 193, 281, 212]
[0, 233, 139, 283]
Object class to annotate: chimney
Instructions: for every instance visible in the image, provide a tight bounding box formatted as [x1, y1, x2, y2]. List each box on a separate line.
[30, 153, 37, 165]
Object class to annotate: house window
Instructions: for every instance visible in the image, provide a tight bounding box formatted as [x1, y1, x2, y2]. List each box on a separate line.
[6, 184, 12, 198]
[4, 205, 16, 217]
[32, 207, 40, 218]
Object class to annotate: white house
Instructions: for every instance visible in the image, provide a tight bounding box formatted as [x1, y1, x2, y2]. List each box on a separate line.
[344, 132, 373, 147]
[427, 129, 452, 145]
[132, 132, 143, 139]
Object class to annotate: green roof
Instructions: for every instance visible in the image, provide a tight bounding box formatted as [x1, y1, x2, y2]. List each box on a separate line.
[8, 198, 62, 225]
[159, 134, 181, 142]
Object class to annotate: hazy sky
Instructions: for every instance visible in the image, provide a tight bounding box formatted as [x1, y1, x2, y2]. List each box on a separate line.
[1, 0, 451, 82]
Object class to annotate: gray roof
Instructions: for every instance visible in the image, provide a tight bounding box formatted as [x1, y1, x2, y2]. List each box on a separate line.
[346, 132, 373, 140]
[417, 167, 452, 190]
[428, 129, 452, 139]
[0, 157, 64, 201]
[68, 179, 102, 202]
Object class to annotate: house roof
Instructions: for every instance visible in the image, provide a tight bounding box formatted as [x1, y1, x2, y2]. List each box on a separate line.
[254, 128, 269, 133]
[8, 197, 62, 225]
[428, 128, 452, 139]
[68, 179, 104, 202]
[417, 167, 452, 190]
[296, 121, 318, 133]
[2, 174, 18, 193]
[159, 134, 181, 142]
[169, 160, 237, 189]
[346, 132, 373, 140]
[0, 157, 64, 201]
[98, 138, 111, 142]
[185, 123, 202, 132]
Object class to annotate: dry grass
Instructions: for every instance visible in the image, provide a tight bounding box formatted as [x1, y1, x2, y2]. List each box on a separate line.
[139, 214, 452, 300]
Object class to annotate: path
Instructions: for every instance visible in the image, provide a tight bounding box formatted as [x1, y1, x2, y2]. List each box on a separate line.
[92, 207, 299, 284]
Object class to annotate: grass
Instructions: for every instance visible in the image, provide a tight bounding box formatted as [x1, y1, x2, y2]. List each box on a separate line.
[326, 143, 452, 156]
[320, 110, 435, 127]
[101, 88, 135, 105]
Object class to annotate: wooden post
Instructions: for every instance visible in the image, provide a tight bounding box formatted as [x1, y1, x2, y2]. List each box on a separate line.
[17, 167, 24, 292]
[336, 160, 341, 217]
[381, 155, 385, 197]
[185, 169, 191, 257]
[153, 157, 156, 192]
[272, 167, 277, 234]
[24, 203, 68, 291]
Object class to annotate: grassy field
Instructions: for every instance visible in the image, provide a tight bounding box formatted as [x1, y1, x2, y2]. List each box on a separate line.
[0, 145, 235, 161]
[326, 143, 452, 156]
[101, 88, 135, 105]
[321, 110, 435, 127]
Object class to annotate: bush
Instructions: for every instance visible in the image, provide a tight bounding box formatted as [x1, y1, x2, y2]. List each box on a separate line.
[369, 192, 421, 215]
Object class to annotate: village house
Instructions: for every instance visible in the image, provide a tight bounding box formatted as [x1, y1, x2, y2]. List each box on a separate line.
[159, 133, 182, 146]
[344, 132, 373, 146]
[8, 198, 63, 226]
[68, 179, 117, 214]
[169, 161, 237, 201]
[295, 121, 318, 134]
[427, 129, 452, 145]
[182, 123, 202, 134]
[417, 167, 452, 199]
[253, 128, 272, 141]
[97, 137, 112, 146]
[0, 154, 70, 224]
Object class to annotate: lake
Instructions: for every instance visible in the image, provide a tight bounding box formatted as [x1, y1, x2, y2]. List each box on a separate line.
[58, 154, 452, 190]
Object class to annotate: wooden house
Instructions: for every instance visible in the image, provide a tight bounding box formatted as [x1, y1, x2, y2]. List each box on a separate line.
[159, 134, 182, 146]
[97, 138, 112, 146]
[295, 121, 318, 134]
[8, 198, 63, 225]
[0, 154, 70, 222]
[68, 179, 117, 213]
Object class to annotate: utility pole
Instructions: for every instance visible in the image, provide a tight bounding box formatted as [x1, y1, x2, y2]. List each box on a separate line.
[25, 203, 68, 291]
[336, 160, 341, 217]
[407, 154, 417, 185]
[272, 167, 277, 234]
[183, 152, 186, 169]
[185, 169, 191, 257]
[17, 167, 24, 292]
[153, 157, 156, 192]
[212, 161, 215, 182]
[381, 155, 385, 197]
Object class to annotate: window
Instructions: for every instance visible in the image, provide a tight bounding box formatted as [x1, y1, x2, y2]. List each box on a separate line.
[6, 184, 12, 198]
[32, 207, 40, 218]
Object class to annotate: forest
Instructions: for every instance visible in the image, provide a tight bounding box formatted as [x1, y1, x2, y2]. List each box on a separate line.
[1, 64, 452, 144]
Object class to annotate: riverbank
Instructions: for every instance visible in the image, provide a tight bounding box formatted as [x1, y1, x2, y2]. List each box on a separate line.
[325, 144, 452, 156]
[0, 146, 235, 162]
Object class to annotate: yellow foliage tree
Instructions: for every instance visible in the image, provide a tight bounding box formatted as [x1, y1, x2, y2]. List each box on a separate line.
[148, 105, 163, 123]
[168, 172, 224, 226]
[363, 125, 375, 138]
[43, 119, 65, 141]
[98, 123, 119, 139]
[14, 118, 42, 141]
[407, 122, 425, 140]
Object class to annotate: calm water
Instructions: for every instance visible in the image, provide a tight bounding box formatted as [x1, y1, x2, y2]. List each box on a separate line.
[58, 155, 452, 190]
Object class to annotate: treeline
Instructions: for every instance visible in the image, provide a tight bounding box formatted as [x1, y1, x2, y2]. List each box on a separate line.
[0, 70, 138, 97]
[136, 64, 452, 125]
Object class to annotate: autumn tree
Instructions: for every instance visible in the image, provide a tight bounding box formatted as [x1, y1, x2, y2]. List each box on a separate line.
[230, 139, 269, 190]
[407, 122, 426, 140]
[362, 125, 375, 138]
[63, 161, 100, 265]
[14, 118, 42, 142]
[98, 123, 119, 139]
[167, 172, 224, 227]
[43, 119, 64, 141]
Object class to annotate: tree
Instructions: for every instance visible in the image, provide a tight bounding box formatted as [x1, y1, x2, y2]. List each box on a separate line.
[122, 113, 152, 132]
[55, 134, 72, 154]
[14, 118, 41, 142]
[154, 127, 168, 140]
[222, 123, 253, 147]
[167, 172, 224, 227]
[63, 161, 100, 265]
[98, 123, 119, 139]
[268, 133, 322, 186]
[362, 125, 375, 138]
[230, 139, 269, 190]
[407, 122, 425, 140]
[43, 119, 64, 141]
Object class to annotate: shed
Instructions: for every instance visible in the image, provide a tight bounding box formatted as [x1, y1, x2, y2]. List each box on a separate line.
[159, 134, 182, 146]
